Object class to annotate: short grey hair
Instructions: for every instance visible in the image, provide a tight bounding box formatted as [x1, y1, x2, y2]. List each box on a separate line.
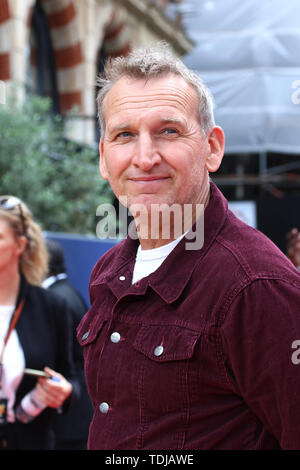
[96, 42, 215, 136]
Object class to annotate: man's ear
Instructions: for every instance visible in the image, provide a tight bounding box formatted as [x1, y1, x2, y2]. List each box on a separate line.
[99, 139, 108, 180]
[205, 126, 225, 173]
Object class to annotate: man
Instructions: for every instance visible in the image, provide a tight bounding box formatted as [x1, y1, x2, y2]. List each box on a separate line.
[77, 43, 300, 450]
[44, 239, 93, 450]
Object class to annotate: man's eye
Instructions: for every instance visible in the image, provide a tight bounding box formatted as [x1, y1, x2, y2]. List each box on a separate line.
[116, 131, 132, 138]
[162, 128, 177, 135]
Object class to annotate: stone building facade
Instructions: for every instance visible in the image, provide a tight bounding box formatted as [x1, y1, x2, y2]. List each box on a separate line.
[0, 0, 193, 144]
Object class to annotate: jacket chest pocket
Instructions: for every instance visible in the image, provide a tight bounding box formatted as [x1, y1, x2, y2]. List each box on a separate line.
[133, 325, 201, 416]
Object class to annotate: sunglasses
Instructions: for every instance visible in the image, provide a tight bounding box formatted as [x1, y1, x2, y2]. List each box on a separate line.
[0, 196, 27, 236]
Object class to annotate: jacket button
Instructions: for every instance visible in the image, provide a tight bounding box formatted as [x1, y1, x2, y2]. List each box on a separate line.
[110, 332, 121, 343]
[81, 331, 89, 341]
[154, 345, 164, 357]
[119, 275, 126, 281]
[99, 402, 109, 414]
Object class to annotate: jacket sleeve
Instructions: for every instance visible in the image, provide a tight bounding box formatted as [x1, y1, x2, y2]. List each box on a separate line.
[51, 294, 81, 411]
[220, 277, 300, 449]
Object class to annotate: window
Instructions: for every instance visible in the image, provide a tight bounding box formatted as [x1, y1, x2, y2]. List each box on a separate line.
[25, 1, 59, 114]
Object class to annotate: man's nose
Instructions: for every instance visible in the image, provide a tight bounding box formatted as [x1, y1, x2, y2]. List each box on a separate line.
[132, 133, 161, 170]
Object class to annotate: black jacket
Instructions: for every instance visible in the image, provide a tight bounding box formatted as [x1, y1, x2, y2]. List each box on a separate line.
[49, 278, 93, 446]
[6, 276, 79, 450]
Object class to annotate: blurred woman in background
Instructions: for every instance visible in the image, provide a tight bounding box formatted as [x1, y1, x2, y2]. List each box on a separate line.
[287, 227, 300, 271]
[0, 195, 78, 450]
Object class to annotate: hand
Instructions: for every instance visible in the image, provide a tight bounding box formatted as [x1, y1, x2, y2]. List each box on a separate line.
[287, 228, 300, 268]
[35, 366, 73, 409]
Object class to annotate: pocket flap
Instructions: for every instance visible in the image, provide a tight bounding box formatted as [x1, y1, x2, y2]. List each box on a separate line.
[76, 306, 106, 346]
[133, 325, 200, 362]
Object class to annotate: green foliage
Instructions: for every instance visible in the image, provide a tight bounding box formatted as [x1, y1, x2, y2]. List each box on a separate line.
[0, 93, 113, 234]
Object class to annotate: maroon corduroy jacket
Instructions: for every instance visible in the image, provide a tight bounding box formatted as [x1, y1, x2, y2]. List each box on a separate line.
[77, 182, 300, 450]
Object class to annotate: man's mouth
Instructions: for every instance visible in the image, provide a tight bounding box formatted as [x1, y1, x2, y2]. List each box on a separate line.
[129, 176, 169, 182]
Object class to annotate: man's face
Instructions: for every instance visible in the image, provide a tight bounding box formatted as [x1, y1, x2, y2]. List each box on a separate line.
[99, 74, 224, 212]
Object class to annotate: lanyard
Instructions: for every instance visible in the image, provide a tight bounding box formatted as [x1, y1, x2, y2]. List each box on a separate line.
[0, 299, 25, 390]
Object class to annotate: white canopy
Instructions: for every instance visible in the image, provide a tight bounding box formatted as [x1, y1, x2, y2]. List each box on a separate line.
[178, 0, 300, 154]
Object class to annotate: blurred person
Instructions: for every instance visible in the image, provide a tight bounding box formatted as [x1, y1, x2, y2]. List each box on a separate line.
[287, 228, 300, 270]
[77, 43, 300, 450]
[43, 239, 93, 450]
[0, 196, 79, 450]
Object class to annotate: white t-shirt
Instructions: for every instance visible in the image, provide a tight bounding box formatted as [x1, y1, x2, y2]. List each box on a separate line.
[0, 305, 25, 422]
[42, 273, 68, 289]
[132, 234, 186, 285]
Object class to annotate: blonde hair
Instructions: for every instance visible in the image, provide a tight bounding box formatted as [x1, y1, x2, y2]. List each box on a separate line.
[96, 41, 215, 136]
[0, 197, 48, 285]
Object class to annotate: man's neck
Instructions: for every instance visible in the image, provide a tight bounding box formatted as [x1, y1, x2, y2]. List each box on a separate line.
[138, 182, 210, 250]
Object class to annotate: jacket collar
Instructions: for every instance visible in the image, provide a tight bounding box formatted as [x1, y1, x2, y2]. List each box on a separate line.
[148, 181, 228, 302]
[92, 181, 228, 304]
